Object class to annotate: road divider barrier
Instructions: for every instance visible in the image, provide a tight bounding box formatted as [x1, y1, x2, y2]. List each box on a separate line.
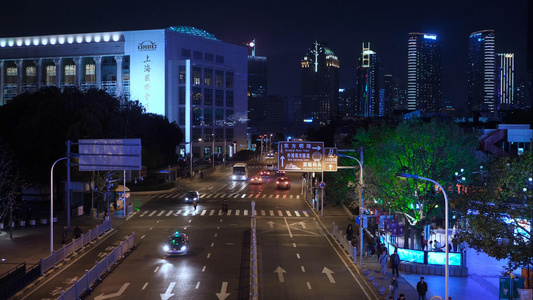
[40, 219, 112, 275]
[332, 222, 358, 261]
[56, 232, 135, 300]
[250, 206, 258, 299]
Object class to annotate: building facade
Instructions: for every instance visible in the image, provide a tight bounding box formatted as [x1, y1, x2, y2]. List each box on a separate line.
[497, 53, 515, 111]
[468, 29, 496, 113]
[357, 43, 382, 117]
[0, 26, 248, 159]
[301, 41, 340, 126]
[407, 33, 442, 113]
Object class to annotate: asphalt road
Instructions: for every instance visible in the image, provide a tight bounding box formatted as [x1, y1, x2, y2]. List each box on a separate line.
[25, 162, 376, 300]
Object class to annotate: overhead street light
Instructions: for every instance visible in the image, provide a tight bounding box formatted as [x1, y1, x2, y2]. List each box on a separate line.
[396, 173, 449, 300]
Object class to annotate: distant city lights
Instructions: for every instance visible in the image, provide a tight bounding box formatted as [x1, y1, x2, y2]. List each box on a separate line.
[423, 34, 437, 40]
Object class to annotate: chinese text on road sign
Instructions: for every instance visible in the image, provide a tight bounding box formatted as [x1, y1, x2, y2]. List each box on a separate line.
[278, 141, 324, 172]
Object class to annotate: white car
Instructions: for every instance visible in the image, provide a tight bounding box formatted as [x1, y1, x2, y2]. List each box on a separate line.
[266, 164, 274, 170]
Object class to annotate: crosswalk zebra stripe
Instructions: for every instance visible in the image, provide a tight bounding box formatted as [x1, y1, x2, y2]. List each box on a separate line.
[244, 210, 248, 216]
[269, 195, 273, 198]
[255, 194, 260, 198]
[218, 210, 223, 215]
[276, 195, 279, 199]
[261, 210, 266, 216]
[183, 210, 190, 216]
[209, 210, 215, 216]
[270, 210, 274, 216]
[296, 195, 300, 199]
[278, 210, 283, 216]
[303, 211, 309, 217]
[174, 210, 182, 216]
[140, 211, 148, 217]
[286, 211, 292, 217]
[241, 194, 246, 198]
[236, 210, 240, 215]
[166, 210, 173, 216]
[249, 194, 254, 198]
[201, 210, 207, 216]
[149, 210, 157, 217]
[295, 211, 301, 217]
[262, 195, 266, 198]
[227, 210, 232, 215]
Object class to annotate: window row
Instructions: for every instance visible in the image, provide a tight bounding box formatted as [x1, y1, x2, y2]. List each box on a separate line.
[181, 49, 224, 64]
[178, 107, 235, 127]
[179, 87, 233, 107]
[179, 66, 233, 88]
[191, 128, 234, 142]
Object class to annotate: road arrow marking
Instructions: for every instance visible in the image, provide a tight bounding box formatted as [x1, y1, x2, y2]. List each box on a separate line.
[95, 283, 130, 300]
[267, 221, 274, 228]
[299, 222, 307, 229]
[160, 282, 176, 300]
[216, 282, 230, 300]
[322, 267, 336, 283]
[274, 266, 286, 282]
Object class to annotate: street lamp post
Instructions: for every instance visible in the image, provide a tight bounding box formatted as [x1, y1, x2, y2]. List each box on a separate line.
[50, 157, 68, 254]
[212, 133, 215, 168]
[338, 153, 364, 269]
[190, 139, 194, 181]
[396, 173, 449, 300]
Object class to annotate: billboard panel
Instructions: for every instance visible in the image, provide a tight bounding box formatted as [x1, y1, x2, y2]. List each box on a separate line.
[79, 139, 142, 171]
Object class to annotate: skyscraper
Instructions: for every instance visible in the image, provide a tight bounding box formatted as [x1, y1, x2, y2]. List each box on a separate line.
[301, 41, 340, 125]
[467, 29, 496, 113]
[497, 53, 514, 110]
[407, 33, 442, 113]
[356, 43, 382, 117]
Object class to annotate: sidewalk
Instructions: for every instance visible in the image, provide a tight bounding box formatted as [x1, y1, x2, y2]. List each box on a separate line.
[317, 204, 503, 300]
[0, 194, 151, 276]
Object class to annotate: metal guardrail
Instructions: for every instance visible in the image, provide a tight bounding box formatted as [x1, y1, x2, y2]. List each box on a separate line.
[40, 219, 112, 275]
[332, 222, 358, 261]
[55, 232, 135, 300]
[249, 214, 258, 299]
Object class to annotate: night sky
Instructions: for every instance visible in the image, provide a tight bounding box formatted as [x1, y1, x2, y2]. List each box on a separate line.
[0, 0, 529, 109]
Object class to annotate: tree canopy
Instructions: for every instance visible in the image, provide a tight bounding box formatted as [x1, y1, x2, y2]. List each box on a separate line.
[347, 119, 480, 227]
[0, 87, 183, 184]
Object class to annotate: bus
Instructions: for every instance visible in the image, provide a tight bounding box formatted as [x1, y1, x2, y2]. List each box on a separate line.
[232, 163, 248, 180]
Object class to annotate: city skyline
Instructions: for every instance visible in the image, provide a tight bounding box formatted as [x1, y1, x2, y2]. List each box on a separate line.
[0, 0, 529, 110]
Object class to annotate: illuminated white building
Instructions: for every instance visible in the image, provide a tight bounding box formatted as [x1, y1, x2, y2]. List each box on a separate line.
[497, 53, 515, 110]
[0, 26, 248, 158]
[468, 29, 496, 113]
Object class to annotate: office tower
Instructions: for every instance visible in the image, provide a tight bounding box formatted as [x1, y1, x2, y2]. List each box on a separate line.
[301, 41, 340, 126]
[407, 33, 442, 113]
[0, 26, 249, 156]
[383, 74, 394, 116]
[338, 88, 357, 118]
[356, 43, 382, 117]
[247, 53, 268, 134]
[468, 30, 496, 112]
[497, 53, 515, 110]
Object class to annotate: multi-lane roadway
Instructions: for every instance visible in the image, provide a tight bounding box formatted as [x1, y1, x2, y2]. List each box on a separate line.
[27, 161, 377, 300]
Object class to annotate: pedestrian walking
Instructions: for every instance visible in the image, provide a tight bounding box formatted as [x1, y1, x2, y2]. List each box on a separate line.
[73, 225, 82, 239]
[390, 248, 400, 277]
[428, 240, 433, 251]
[452, 235, 458, 252]
[416, 276, 428, 300]
[345, 224, 354, 241]
[389, 275, 399, 300]
[61, 225, 68, 244]
[379, 250, 388, 276]
[192, 199, 197, 211]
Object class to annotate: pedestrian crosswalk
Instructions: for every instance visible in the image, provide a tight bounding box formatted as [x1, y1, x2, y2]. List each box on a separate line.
[156, 192, 301, 201]
[137, 208, 312, 218]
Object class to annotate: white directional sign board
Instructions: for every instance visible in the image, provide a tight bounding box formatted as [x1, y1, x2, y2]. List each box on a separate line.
[278, 141, 324, 172]
[324, 147, 338, 172]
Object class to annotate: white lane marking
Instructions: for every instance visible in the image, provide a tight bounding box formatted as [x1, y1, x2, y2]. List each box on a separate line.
[202, 266, 206, 272]
[195, 281, 201, 289]
[241, 194, 246, 198]
[211, 242, 215, 247]
[244, 210, 249, 216]
[166, 210, 173, 216]
[201, 210, 207, 216]
[307, 282, 312, 289]
[269, 210, 274, 216]
[295, 211, 300, 217]
[261, 210, 266, 216]
[269, 195, 273, 198]
[157, 210, 165, 216]
[227, 210, 232, 215]
[214, 233, 218, 238]
[276, 195, 279, 199]
[236, 210, 240, 216]
[301, 266, 306, 272]
[293, 243, 296, 247]
[154, 266, 159, 273]
[262, 194, 266, 198]
[297, 195, 300, 199]
[174, 210, 182, 216]
[149, 227, 153, 231]
[148, 210, 157, 217]
[142, 282, 148, 290]
[207, 253, 211, 259]
[303, 211, 309, 217]
[296, 253, 300, 259]
[284, 217, 293, 238]
[141, 235, 146, 239]
[286, 210, 292, 217]
[183, 210, 190, 216]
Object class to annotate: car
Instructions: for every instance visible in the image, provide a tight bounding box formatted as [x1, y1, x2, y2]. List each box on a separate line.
[185, 191, 200, 203]
[250, 176, 263, 184]
[276, 177, 291, 189]
[163, 231, 189, 256]
[261, 170, 271, 177]
[266, 164, 274, 170]
[266, 153, 274, 159]
[276, 170, 286, 177]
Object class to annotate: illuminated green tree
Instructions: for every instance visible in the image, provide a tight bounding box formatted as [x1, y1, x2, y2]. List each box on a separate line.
[348, 120, 480, 232]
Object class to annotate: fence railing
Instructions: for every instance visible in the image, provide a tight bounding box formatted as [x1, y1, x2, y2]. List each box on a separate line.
[332, 222, 358, 261]
[56, 232, 135, 300]
[40, 219, 112, 276]
[249, 211, 258, 299]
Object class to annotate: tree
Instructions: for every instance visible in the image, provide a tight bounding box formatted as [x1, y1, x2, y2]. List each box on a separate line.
[347, 119, 480, 246]
[457, 150, 533, 271]
[0, 139, 28, 237]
